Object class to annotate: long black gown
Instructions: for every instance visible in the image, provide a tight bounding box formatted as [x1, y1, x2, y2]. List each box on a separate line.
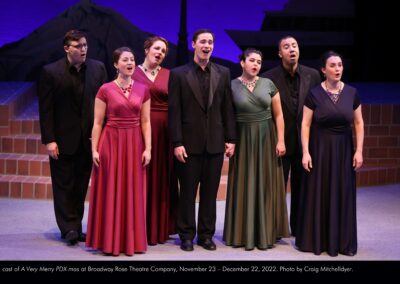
[295, 83, 361, 256]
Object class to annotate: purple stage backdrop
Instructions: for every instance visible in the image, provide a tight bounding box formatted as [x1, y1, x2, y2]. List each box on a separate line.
[0, 0, 287, 62]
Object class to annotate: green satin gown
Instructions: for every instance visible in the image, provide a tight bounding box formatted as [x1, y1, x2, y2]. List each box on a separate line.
[223, 77, 289, 250]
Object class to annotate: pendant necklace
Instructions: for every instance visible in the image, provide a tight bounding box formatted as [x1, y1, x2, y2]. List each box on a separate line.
[141, 64, 161, 76]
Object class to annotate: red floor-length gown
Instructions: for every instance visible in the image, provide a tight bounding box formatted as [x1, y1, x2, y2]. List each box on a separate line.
[132, 67, 178, 245]
[86, 81, 150, 256]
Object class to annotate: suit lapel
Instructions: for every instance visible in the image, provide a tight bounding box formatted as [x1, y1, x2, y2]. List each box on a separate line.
[186, 66, 206, 111]
[208, 63, 220, 109]
[61, 60, 81, 115]
[81, 62, 92, 115]
[276, 71, 296, 116]
[298, 67, 311, 115]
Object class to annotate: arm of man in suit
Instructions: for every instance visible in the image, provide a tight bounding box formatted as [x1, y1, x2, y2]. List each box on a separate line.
[168, 69, 187, 163]
[38, 67, 59, 159]
[221, 69, 236, 157]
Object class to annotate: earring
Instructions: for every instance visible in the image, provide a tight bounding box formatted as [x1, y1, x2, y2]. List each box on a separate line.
[116, 69, 119, 74]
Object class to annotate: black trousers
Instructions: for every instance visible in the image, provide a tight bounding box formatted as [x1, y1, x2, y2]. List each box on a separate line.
[282, 152, 303, 236]
[176, 152, 224, 241]
[49, 144, 92, 237]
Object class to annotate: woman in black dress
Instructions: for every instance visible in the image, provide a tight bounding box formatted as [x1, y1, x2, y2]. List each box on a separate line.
[296, 51, 364, 256]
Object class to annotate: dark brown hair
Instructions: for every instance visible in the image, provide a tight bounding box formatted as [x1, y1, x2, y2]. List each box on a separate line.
[144, 36, 169, 55]
[239, 48, 263, 62]
[63, 30, 86, 46]
[192, 29, 214, 42]
[277, 35, 297, 50]
[112, 47, 134, 65]
[320, 50, 342, 68]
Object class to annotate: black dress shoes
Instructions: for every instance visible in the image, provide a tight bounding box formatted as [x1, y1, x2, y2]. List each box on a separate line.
[78, 233, 86, 242]
[65, 230, 79, 245]
[342, 251, 356, 256]
[198, 238, 216, 251]
[180, 240, 194, 251]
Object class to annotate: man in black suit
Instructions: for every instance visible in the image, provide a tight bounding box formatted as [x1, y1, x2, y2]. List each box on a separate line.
[261, 36, 320, 236]
[169, 29, 236, 251]
[38, 30, 107, 245]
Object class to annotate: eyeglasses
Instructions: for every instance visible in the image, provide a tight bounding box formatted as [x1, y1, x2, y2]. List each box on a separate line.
[69, 43, 88, 50]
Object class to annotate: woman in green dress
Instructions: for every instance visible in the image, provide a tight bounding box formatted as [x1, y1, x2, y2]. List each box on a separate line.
[223, 48, 289, 250]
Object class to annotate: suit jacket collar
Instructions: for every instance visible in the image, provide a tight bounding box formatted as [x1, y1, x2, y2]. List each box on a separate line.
[186, 62, 206, 110]
[65, 57, 87, 73]
[281, 63, 299, 78]
[297, 65, 313, 115]
[63, 57, 93, 116]
[275, 65, 293, 116]
[276, 64, 312, 116]
[82, 60, 97, 115]
[186, 61, 220, 111]
[208, 63, 220, 109]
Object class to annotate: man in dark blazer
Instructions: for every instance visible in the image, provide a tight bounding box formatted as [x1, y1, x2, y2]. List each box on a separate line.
[169, 29, 236, 251]
[38, 30, 107, 245]
[261, 36, 320, 236]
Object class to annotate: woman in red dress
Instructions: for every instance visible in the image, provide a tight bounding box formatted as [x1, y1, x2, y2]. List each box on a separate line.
[132, 36, 178, 245]
[86, 47, 151, 256]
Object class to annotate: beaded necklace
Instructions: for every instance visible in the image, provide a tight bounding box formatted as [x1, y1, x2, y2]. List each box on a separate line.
[239, 77, 258, 89]
[141, 64, 161, 76]
[324, 81, 342, 104]
[116, 79, 133, 94]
